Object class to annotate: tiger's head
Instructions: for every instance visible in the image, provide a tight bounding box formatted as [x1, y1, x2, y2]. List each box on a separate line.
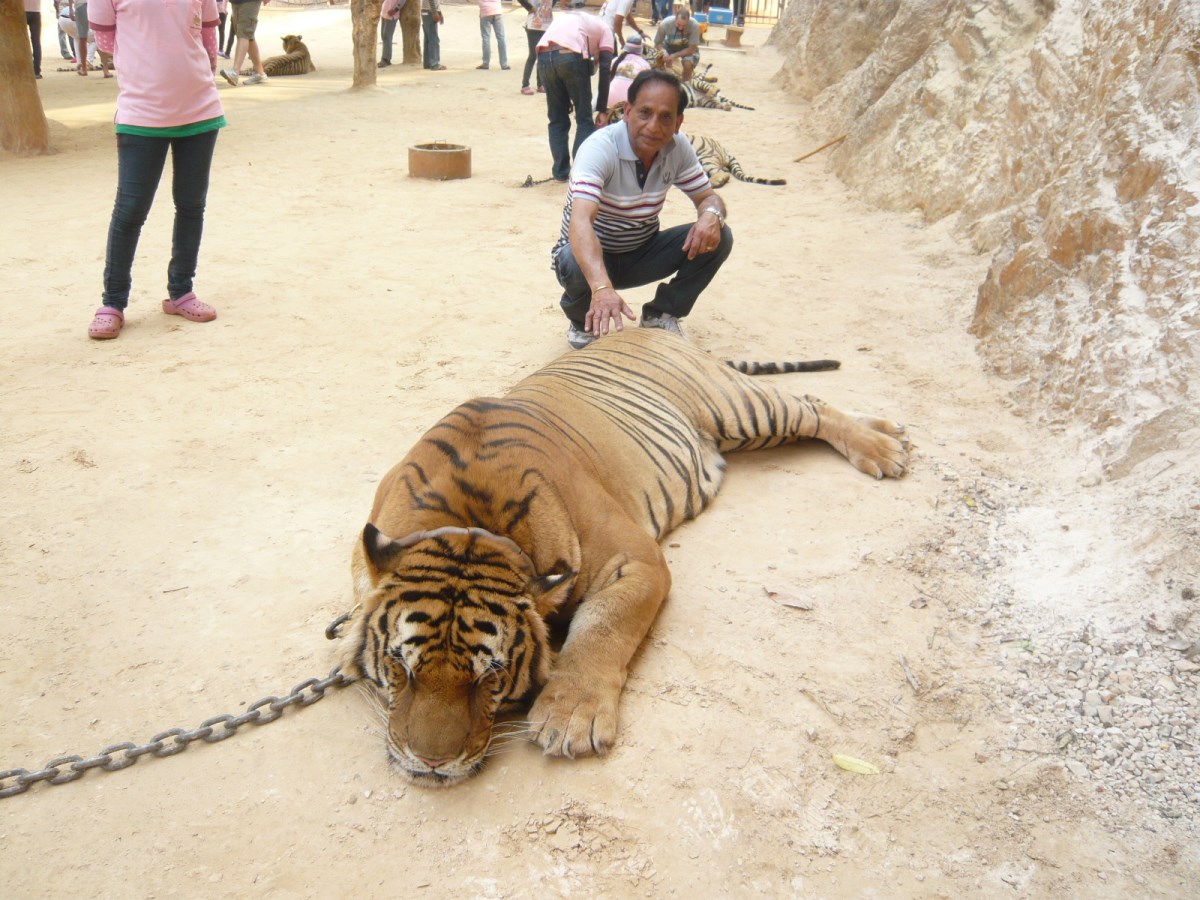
[338, 524, 572, 787]
[281, 34, 306, 53]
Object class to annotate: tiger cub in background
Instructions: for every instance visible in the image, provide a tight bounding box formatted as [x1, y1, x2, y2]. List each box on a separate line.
[687, 134, 786, 187]
[241, 34, 316, 77]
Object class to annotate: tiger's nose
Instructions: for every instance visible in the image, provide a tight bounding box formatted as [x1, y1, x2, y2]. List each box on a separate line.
[416, 754, 455, 769]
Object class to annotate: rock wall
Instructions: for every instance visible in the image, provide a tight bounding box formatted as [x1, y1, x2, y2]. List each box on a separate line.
[771, 0, 1200, 475]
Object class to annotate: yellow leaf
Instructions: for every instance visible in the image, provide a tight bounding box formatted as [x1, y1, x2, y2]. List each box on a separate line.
[832, 754, 880, 775]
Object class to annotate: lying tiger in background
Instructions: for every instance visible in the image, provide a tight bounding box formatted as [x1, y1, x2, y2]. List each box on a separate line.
[688, 133, 787, 187]
[240, 34, 316, 77]
[336, 329, 907, 786]
[686, 73, 755, 111]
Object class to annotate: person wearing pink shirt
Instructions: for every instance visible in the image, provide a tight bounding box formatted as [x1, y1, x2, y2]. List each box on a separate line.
[536, 11, 615, 182]
[476, 0, 509, 71]
[85, 0, 226, 341]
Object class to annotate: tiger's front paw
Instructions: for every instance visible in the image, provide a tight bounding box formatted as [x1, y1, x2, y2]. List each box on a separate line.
[527, 674, 620, 759]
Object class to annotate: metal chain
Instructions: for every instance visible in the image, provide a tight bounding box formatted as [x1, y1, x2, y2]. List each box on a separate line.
[0, 663, 354, 800]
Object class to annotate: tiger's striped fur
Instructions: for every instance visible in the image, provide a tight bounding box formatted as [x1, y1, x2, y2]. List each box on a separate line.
[241, 34, 316, 77]
[688, 133, 787, 187]
[337, 329, 906, 786]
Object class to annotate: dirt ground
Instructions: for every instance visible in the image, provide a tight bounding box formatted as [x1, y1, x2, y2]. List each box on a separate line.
[1, 4, 1197, 897]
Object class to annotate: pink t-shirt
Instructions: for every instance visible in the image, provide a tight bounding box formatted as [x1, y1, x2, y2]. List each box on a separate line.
[88, 0, 223, 130]
[537, 12, 616, 59]
[477, 0, 502, 17]
[24, 0, 40, 12]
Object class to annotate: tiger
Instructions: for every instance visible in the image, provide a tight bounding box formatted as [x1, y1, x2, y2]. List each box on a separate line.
[335, 328, 907, 787]
[240, 34, 316, 77]
[685, 77, 755, 112]
[688, 133, 787, 187]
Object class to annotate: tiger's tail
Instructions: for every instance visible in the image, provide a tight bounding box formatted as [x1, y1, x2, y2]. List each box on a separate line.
[724, 359, 840, 374]
[727, 158, 787, 186]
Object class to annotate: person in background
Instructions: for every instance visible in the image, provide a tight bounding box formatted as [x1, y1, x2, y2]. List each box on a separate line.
[653, 5, 699, 79]
[55, 0, 76, 62]
[71, 0, 90, 75]
[219, 0, 270, 86]
[517, 0, 555, 95]
[24, 0, 42, 79]
[378, 0, 406, 68]
[601, 31, 650, 122]
[550, 69, 731, 349]
[217, 0, 230, 59]
[85, 0, 226, 340]
[598, 0, 644, 49]
[536, 11, 615, 182]
[421, 0, 446, 71]
[476, 0, 509, 70]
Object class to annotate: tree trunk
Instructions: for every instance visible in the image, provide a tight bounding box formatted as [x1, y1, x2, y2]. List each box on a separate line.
[399, 0, 420, 66]
[349, 0, 384, 89]
[0, 0, 50, 155]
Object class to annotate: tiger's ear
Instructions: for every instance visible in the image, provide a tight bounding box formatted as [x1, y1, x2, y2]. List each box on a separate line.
[362, 523, 403, 574]
[528, 571, 573, 617]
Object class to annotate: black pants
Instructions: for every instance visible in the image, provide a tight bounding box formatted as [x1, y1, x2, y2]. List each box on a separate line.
[26, 12, 42, 77]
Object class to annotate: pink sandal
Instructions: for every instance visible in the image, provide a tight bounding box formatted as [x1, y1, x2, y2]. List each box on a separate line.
[162, 292, 217, 323]
[87, 306, 124, 340]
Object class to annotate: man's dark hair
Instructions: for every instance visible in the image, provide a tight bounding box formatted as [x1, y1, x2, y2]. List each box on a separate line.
[627, 69, 688, 116]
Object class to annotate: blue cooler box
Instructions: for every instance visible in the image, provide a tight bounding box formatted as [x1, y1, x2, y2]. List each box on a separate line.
[694, 12, 707, 24]
[707, 7, 734, 25]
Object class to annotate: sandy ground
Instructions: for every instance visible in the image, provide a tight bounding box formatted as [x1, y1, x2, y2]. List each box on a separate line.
[2, 4, 1197, 897]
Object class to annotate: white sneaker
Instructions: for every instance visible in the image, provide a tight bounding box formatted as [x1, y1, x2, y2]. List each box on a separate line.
[244, 73, 269, 85]
[566, 324, 597, 350]
[639, 312, 686, 339]
[219, 68, 239, 86]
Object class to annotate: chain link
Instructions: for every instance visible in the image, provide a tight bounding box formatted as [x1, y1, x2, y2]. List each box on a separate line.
[0, 665, 354, 800]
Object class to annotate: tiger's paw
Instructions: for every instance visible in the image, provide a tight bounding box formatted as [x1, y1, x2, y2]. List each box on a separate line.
[527, 674, 620, 759]
[847, 416, 909, 480]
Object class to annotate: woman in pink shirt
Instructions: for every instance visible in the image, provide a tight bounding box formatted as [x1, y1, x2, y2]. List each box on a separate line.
[86, 0, 225, 341]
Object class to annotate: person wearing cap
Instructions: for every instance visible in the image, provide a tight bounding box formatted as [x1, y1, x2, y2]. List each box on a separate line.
[603, 32, 650, 122]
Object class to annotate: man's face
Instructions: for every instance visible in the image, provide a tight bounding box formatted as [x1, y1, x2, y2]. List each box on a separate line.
[675, 17, 689, 34]
[626, 81, 683, 160]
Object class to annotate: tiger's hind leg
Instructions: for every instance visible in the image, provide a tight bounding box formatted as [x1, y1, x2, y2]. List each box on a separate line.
[713, 384, 908, 479]
[814, 404, 909, 479]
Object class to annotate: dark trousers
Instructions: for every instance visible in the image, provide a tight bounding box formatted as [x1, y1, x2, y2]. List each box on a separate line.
[421, 12, 440, 67]
[554, 223, 734, 327]
[380, 17, 397, 63]
[522, 27, 543, 89]
[103, 130, 219, 310]
[26, 12, 42, 77]
[538, 50, 595, 181]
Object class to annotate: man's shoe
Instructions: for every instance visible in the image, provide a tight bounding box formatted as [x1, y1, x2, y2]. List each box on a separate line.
[567, 324, 597, 350]
[639, 312, 686, 339]
[377, 59, 391, 68]
[244, 72, 269, 85]
[219, 67, 239, 86]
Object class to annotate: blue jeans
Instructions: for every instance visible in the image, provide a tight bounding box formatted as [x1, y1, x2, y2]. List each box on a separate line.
[554, 223, 734, 327]
[652, 0, 671, 21]
[538, 50, 595, 181]
[102, 129, 219, 310]
[479, 14, 507, 68]
[422, 12, 440, 67]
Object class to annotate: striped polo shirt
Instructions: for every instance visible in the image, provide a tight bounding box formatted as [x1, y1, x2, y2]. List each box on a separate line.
[552, 122, 710, 261]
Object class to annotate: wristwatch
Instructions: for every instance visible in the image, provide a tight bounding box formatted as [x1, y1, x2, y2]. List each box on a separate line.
[702, 205, 725, 227]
